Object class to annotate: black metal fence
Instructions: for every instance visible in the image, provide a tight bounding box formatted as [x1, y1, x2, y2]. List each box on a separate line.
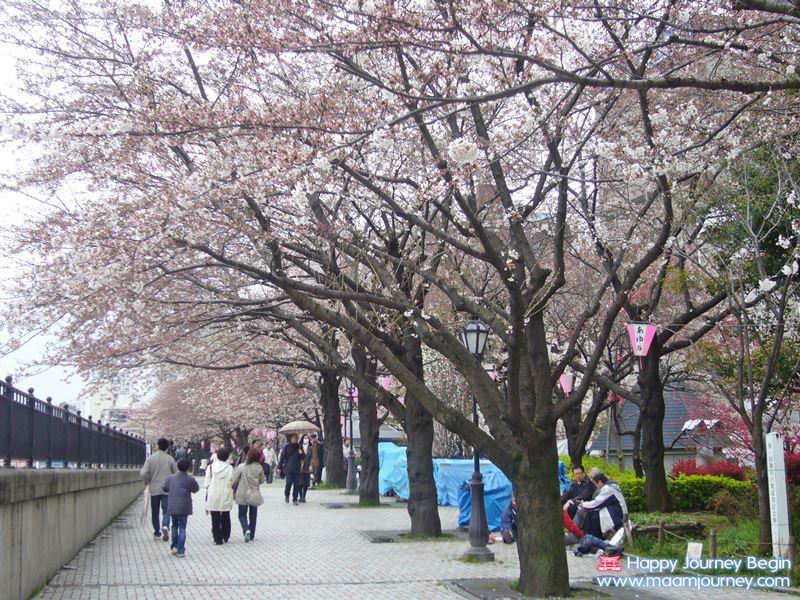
[0, 376, 146, 468]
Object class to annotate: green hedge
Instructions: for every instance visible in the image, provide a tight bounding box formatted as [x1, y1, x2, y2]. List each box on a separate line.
[559, 457, 754, 513]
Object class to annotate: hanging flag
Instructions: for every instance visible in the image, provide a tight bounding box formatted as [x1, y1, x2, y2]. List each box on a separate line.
[626, 323, 657, 356]
[559, 372, 575, 395]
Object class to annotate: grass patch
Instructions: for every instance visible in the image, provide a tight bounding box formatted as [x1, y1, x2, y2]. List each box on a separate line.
[457, 555, 495, 564]
[314, 482, 342, 490]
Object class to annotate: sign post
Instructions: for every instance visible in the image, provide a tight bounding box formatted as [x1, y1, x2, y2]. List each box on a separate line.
[765, 432, 791, 558]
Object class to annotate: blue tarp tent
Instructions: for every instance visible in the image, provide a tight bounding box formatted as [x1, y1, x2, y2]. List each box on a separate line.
[378, 442, 409, 498]
[456, 469, 513, 531]
[378, 442, 572, 529]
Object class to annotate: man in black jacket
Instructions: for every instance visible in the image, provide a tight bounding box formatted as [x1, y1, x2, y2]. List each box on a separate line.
[561, 466, 594, 518]
[278, 434, 305, 505]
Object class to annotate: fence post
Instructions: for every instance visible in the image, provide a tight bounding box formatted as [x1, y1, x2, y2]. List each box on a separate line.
[709, 528, 717, 558]
[4, 376, 13, 467]
[657, 521, 665, 546]
[62, 404, 70, 467]
[76, 410, 82, 469]
[46, 397, 53, 468]
[106, 424, 112, 468]
[26, 388, 35, 468]
[88, 416, 95, 469]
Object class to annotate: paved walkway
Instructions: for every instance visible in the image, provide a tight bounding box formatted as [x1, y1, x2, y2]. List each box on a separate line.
[37, 481, 791, 599]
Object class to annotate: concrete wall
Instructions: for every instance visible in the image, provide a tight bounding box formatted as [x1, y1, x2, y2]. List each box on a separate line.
[0, 469, 142, 600]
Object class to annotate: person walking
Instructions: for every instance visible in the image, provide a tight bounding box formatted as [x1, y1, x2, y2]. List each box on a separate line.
[308, 433, 324, 487]
[163, 458, 200, 557]
[263, 440, 278, 484]
[231, 447, 265, 542]
[140, 437, 178, 542]
[300, 435, 312, 503]
[204, 446, 234, 545]
[277, 433, 304, 505]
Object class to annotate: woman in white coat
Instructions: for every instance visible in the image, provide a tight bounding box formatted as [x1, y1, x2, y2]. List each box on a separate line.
[204, 446, 234, 545]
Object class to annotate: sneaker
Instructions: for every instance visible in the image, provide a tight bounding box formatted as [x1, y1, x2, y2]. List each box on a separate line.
[501, 530, 513, 544]
[285, 496, 290, 504]
[161, 526, 169, 542]
[573, 550, 584, 557]
[154, 532, 161, 539]
[176, 552, 185, 558]
[244, 531, 251, 543]
[170, 547, 177, 555]
[604, 546, 624, 557]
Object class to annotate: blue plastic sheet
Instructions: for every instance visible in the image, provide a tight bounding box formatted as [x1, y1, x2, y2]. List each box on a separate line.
[378, 443, 571, 531]
[456, 468, 514, 531]
[378, 442, 409, 498]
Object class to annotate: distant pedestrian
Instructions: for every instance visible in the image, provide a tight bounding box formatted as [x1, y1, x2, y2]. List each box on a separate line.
[163, 458, 200, 557]
[231, 447, 266, 542]
[277, 433, 304, 505]
[204, 447, 234, 545]
[140, 437, 178, 542]
[175, 444, 189, 460]
[308, 433, 324, 487]
[300, 435, 311, 502]
[263, 440, 278, 484]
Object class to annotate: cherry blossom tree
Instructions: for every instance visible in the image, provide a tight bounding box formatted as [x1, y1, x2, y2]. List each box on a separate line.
[3, 1, 800, 594]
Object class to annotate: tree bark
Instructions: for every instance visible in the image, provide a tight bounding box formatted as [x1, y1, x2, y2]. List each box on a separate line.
[353, 345, 380, 505]
[638, 347, 672, 512]
[566, 385, 609, 468]
[752, 420, 773, 553]
[319, 371, 346, 488]
[516, 425, 571, 597]
[404, 336, 442, 536]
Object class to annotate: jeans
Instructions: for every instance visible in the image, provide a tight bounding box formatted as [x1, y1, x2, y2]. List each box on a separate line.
[150, 494, 170, 535]
[577, 533, 610, 554]
[284, 472, 302, 501]
[238, 504, 258, 539]
[210, 510, 231, 543]
[170, 515, 188, 554]
[266, 465, 274, 484]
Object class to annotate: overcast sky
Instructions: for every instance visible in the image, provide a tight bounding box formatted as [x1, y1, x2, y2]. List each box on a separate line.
[0, 46, 84, 406]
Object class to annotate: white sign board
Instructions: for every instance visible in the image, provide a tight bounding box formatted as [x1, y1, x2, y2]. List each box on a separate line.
[686, 542, 703, 562]
[765, 432, 791, 558]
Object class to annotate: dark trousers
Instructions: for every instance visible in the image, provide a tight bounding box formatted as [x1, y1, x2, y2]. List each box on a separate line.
[210, 510, 231, 544]
[313, 464, 323, 486]
[284, 471, 302, 501]
[150, 494, 170, 535]
[300, 473, 310, 499]
[238, 504, 258, 539]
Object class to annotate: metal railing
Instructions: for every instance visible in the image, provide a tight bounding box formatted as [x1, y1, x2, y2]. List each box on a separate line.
[0, 376, 146, 469]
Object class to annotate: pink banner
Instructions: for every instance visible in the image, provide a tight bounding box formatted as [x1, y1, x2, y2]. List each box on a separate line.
[559, 372, 575, 395]
[382, 377, 390, 390]
[627, 323, 657, 357]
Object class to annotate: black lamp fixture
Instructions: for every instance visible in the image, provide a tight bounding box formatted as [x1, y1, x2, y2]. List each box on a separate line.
[460, 316, 490, 359]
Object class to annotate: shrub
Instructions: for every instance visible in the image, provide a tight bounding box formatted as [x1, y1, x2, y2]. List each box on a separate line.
[670, 474, 753, 511]
[709, 487, 758, 521]
[785, 453, 800, 485]
[670, 459, 745, 480]
[616, 475, 646, 513]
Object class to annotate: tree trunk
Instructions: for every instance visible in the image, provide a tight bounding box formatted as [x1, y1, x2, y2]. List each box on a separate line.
[567, 385, 608, 469]
[752, 421, 773, 553]
[638, 347, 672, 512]
[404, 336, 441, 536]
[516, 426, 571, 597]
[632, 415, 644, 478]
[353, 345, 380, 505]
[319, 371, 346, 488]
[358, 393, 380, 505]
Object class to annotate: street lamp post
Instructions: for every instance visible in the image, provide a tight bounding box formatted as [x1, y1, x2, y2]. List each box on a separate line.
[460, 316, 494, 562]
[344, 378, 358, 493]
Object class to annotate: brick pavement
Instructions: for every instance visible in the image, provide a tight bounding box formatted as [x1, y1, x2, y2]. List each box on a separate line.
[36, 480, 789, 599]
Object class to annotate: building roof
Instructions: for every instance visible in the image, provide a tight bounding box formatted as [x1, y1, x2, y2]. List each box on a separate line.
[589, 387, 711, 453]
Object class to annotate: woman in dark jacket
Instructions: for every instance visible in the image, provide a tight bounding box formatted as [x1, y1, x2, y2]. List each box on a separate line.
[277, 433, 305, 505]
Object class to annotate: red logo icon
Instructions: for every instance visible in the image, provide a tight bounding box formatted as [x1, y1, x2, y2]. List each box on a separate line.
[597, 555, 622, 571]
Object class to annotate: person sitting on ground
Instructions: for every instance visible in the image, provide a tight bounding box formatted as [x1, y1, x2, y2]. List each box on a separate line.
[561, 466, 594, 518]
[500, 498, 517, 543]
[577, 472, 625, 540]
[563, 508, 584, 546]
